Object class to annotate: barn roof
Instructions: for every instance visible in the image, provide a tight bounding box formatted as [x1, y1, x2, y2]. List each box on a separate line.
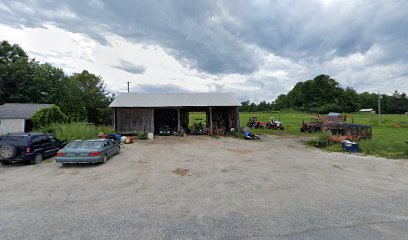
[109, 93, 241, 107]
[0, 103, 53, 119]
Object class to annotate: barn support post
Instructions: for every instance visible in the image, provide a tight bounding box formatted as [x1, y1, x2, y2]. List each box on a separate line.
[236, 107, 240, 130]
[112, 109, 115, 132]
[209, 107, 213, 134]
[177, 108, 181, 132]
[151, 109, 154, 133]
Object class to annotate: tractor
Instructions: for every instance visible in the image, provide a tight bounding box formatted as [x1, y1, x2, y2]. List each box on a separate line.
[191, 119, 205, 134]
[266, 117, 284, 130]
[300, 118, 322, 132]
[247, 117, 264, 129]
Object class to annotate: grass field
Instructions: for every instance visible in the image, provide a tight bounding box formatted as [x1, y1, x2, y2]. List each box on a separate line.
[189, 111, 408, 159]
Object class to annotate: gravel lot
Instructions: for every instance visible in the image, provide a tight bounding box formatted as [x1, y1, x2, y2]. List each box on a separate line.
[1, 136, 408, 240]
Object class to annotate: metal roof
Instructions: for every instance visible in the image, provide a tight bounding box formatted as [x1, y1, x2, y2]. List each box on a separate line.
[0, 103, 53, 119]
[109, 93, 241, 107]
[328, 112, 341, 117]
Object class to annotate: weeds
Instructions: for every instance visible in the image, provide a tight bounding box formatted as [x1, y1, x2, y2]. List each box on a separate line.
[39, 122, 114, 142]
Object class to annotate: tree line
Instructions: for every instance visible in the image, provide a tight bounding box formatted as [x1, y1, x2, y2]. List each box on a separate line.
[240, 75, 408, 114]
[0, 41, 113, 124]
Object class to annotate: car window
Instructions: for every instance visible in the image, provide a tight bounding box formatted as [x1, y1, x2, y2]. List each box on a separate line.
[107, 140, 113, 146]
[65, 141, 83, 149]
[2, 136, 27, 145]
[81, 141, 102, 149]
[41, 136, 51, 144]
[31, 136, 41, 145]
[48, 135, 56, 144]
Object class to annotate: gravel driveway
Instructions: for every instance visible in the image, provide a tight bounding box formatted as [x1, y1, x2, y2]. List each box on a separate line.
[1, 136, 408, 239]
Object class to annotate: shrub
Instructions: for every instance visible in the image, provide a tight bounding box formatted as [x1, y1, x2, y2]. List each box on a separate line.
[39, 122, 114, 142]
[32, 105, 68, 128]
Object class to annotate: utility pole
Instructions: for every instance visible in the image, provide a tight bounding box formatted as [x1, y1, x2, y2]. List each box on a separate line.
[378, 92, 381, 125]
[127, 81, 130, 93]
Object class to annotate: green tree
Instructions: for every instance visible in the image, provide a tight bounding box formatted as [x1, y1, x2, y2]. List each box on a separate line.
[32, 105, 68, 128]
[28, 61, 68, 104]
[0, 41, 31, 103]
[68, 70, 112, 124]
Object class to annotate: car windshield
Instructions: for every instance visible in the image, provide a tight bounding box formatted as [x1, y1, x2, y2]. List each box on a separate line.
[2, 136, 27, 144]
[65, 141, 83, 149]
[65, 140, 102, 149]
[81, 141, 102, 149]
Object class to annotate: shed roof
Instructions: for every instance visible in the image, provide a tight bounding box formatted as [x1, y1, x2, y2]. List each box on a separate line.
[109, 93, 241, 107]
[0, 103, 53, 119]
[328, 112, 341, 117]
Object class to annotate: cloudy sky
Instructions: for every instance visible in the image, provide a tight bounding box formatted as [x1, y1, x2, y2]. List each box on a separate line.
[0, 0, 407, 101]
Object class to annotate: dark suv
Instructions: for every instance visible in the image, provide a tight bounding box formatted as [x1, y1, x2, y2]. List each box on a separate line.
[0, 133, 65, 165]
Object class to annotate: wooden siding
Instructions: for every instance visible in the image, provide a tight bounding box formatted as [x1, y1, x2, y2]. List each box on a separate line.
[115, 108, 154, 134]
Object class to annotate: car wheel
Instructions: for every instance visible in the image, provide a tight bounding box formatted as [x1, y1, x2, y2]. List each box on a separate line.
[116, 147, 120, 155]
[102, 154, 108, 164]
[30, 153, 43, 165]
[0, 144, 17, 160]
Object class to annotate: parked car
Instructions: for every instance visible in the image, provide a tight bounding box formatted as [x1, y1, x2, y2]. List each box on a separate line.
[55, 139, 120, 165]
[0, 133, 65, 165]
[159, 125, 172, 136]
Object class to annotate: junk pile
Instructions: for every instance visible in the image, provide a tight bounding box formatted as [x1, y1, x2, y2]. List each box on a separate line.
[301, 113, 372, 142]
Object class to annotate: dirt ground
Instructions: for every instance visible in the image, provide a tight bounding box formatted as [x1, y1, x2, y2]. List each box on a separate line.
[1, 136, 408, 240]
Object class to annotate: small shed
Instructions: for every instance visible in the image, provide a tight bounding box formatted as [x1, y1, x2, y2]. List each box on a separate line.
[109, 93, 241, 135]
[0, 103, 53, 135]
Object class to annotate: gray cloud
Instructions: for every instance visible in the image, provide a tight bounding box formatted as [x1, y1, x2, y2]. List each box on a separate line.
[0, 0, 407, 99]
[114, 60, 146, 75]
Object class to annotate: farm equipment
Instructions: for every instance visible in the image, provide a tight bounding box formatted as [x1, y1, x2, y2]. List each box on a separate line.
[301, 112, 372, 141]
[266, 117, 284, 130]
[191, 119, 205, 135]
[247, 117, 265, 129]
[325, 123, 372, 142]
[300, 118, 322, 132]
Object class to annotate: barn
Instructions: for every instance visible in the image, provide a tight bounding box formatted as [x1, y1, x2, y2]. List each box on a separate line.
[109, 93, 241, 135]
[0, 103, 53, 135]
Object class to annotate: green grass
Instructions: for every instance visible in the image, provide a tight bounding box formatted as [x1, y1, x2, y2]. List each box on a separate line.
[191, 111, 408, 159]
[39, 122, 115, 142]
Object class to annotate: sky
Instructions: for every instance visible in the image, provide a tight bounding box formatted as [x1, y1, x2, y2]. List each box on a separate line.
[0, 0, 407, 102]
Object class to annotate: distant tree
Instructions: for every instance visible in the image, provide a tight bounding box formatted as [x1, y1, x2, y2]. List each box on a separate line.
[240, 100, 250, 112]
[273, 94, 288, 110]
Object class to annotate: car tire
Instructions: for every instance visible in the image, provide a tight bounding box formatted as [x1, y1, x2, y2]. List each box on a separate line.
[102, 154, 108, 164]
[116, 147, 120, 155]
[0, 144, 17, 160]
[30, 153, 43, 165]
